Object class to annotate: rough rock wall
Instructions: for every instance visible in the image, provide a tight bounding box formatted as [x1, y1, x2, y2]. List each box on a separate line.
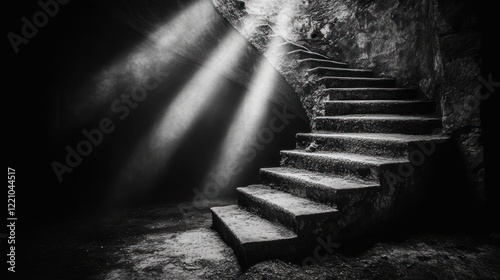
[267, 0, 443, 98]
[212, 0, 486, 210]
[432, 0, 485, 208]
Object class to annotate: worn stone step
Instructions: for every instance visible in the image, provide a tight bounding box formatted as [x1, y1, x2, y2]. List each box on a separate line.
[326, 88, 417, 100]
[298, 58, 348, 69]
[288, 49, 331, 60]
[307, 67, 373, 78]
[315, 114, 442, 134]
[320, 77, 396, 88]
[280, 150, 407, 181]
[324, 100, 436, 115]
[260, 167, 378, 208]
[211, 205, 299, 267]
[296, 133, 449, 158]
[238, 185, 338, 238]
[274, 41, 310, 52]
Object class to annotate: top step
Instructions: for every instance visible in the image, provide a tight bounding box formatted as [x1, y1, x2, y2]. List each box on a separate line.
[274, 41, 310, 52]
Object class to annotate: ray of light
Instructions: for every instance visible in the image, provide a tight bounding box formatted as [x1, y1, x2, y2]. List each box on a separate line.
[199, 0, 301, 194]
[108, 0, 302, 203]
[209, 42, 281, 175]
[86, 0, 218, 110]
[114, 28, 250, 196]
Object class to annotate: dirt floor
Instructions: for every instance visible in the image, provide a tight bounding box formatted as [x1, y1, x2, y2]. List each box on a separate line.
[22, 199, 500, 280]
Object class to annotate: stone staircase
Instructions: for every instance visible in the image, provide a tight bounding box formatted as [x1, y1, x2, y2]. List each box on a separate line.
[211, 40, 449, 268]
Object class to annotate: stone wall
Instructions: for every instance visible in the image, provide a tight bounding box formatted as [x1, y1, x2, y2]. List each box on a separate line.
[432, 0, 485, 209]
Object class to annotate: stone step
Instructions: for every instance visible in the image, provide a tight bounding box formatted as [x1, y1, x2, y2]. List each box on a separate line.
[280, 150, 407, 181]
[238, 185, 338, 237]
[324, 100, 436, 115]
[307, 67, 373, 78]
[296, 133, 449, 158]
[320, 77, 396, 88]
[211, 205, 299, 267]
[298, 58, 348, 69]
[260, 167, 378, 208]
[274, 41, 310, 52]
[315, 114, 442, 134]
[326, 88, 417, 100]
[288, 49, 331, 60]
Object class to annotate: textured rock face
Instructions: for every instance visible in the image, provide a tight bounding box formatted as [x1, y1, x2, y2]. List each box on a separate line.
[216, 0, 443, 96]
[432, 0, 485, 206]
[212, 0, 485, 208]
[271, 0, 443, 98]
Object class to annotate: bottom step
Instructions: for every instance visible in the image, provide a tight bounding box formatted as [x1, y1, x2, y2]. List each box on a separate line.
[211, 205, 300, 267]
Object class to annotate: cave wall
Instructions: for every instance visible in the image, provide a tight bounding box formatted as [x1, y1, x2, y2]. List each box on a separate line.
[270, 0, 443, 99]
[432, 0, 485, 209]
